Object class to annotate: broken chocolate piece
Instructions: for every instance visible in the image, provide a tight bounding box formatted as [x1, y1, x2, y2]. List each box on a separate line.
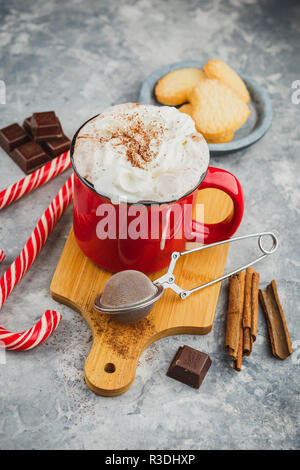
[23, 116, 33, 136]
[32, 111, 63, 141]
[259, 281, 293, 360]
[1, 112, 68, 174]
[41, 135, 70, 159]
[10, 141, 49, 174]
[167, 345, 211, 389]
[0, 123, 30, 153]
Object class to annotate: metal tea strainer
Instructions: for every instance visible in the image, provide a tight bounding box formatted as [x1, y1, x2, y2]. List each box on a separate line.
[94, 232, 278, 323]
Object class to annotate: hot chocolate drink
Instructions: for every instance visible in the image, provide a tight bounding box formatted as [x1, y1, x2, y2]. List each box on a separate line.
[73, 103, 209, 203]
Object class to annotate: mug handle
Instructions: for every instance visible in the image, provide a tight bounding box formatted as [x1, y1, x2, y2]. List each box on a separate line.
[188, 166, 244, 244]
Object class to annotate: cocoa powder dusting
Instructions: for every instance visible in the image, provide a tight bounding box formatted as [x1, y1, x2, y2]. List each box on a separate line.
[98, 112, 163, 169]
[104, 317, 156, 359]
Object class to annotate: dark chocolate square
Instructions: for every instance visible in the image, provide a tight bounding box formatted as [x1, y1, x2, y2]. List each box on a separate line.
[32, 111, 63, 141]
[0, 123, 30, 153]
[23, 116, 33, 136]
[166, 345, 211, 389]
[41, 134, 70, 159]
[10, 141, 50, 174]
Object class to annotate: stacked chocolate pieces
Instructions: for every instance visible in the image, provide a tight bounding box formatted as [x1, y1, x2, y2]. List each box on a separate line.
[0, 111, 70, 174]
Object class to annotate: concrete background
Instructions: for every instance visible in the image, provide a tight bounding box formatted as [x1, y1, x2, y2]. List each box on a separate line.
[0, 0, 299, 450]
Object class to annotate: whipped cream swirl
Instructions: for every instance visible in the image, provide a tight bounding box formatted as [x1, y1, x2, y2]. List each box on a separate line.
[73, 103, 210, 203]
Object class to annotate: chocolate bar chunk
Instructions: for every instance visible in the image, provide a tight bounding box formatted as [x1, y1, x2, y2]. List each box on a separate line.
[23, 116, 33, 136]
[0, 123, 30, 153]
[41, 135, 70, 159]
[167, 345, 211, 389]
[32, 111, 63, 141]
[10, 141, 49, 174]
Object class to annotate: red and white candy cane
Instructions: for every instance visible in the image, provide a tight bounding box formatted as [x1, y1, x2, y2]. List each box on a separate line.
[0, 151, 71, 211]
[0, 174, 73, 351]
[0, 151, 71, 264]
[0, 249, 5, 264]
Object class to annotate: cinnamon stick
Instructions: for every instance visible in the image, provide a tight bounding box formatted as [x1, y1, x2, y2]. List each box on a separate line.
[243, 268, 254, 355]
[233, 327, 243, 371]
[226, 275, 240, 357]
[251, 271, 260, 341]
[243, 328, 252, 356]
[259, 280, 292, 360]
[233, 271, 245, 371]
[243, 268, 254, 328]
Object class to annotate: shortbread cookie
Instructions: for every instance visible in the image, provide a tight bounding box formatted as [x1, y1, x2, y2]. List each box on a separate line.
[189, 79, 250, 137]
[179, 103, 234, 143]
[155, 68, 206, 106]
[205, 130, 234, 143]
[204, 60, 250, 103]
[178, 103, 193, 117]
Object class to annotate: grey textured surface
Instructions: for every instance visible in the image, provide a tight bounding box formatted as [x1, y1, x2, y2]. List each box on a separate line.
[0, 0, 299, 450]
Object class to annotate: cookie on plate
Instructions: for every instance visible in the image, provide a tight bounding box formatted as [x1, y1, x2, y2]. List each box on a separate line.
[178, 103, 193, 117]
[179, 103, 235, 143]
[204, 130, 235, 143]
[155, 68, 206, 106]
[189, 78, 250, 139]
[204, 59, 250, 103]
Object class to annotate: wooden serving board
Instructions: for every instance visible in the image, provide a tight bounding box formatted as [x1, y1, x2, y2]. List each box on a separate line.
[50, 188, 233, 396]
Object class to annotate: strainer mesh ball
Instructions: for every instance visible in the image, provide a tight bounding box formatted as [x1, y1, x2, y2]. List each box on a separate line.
[101, 270, 157, 308]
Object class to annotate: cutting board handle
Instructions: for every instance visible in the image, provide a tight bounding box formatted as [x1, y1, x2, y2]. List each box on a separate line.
[84, 331, 158, 396]
[84, 344, 137, 396]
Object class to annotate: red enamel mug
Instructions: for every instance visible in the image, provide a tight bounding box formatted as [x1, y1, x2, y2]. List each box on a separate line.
[71, 121, 244, 274]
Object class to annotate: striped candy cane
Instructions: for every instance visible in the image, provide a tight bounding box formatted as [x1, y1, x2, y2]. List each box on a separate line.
[0, 249, 5, 264]
[0, 151, 71, 211]
[0, 174, 73, 351]
[0, 310, 62, 351]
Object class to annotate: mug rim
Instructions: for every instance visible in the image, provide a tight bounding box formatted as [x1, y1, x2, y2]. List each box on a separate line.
[70, 112, 209, 206]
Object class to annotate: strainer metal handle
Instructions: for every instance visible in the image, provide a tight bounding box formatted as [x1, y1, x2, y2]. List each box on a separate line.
[154, 232, 278, 299]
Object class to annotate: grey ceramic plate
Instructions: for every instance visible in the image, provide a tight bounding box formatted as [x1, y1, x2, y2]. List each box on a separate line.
[138, 61, 272, 155]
